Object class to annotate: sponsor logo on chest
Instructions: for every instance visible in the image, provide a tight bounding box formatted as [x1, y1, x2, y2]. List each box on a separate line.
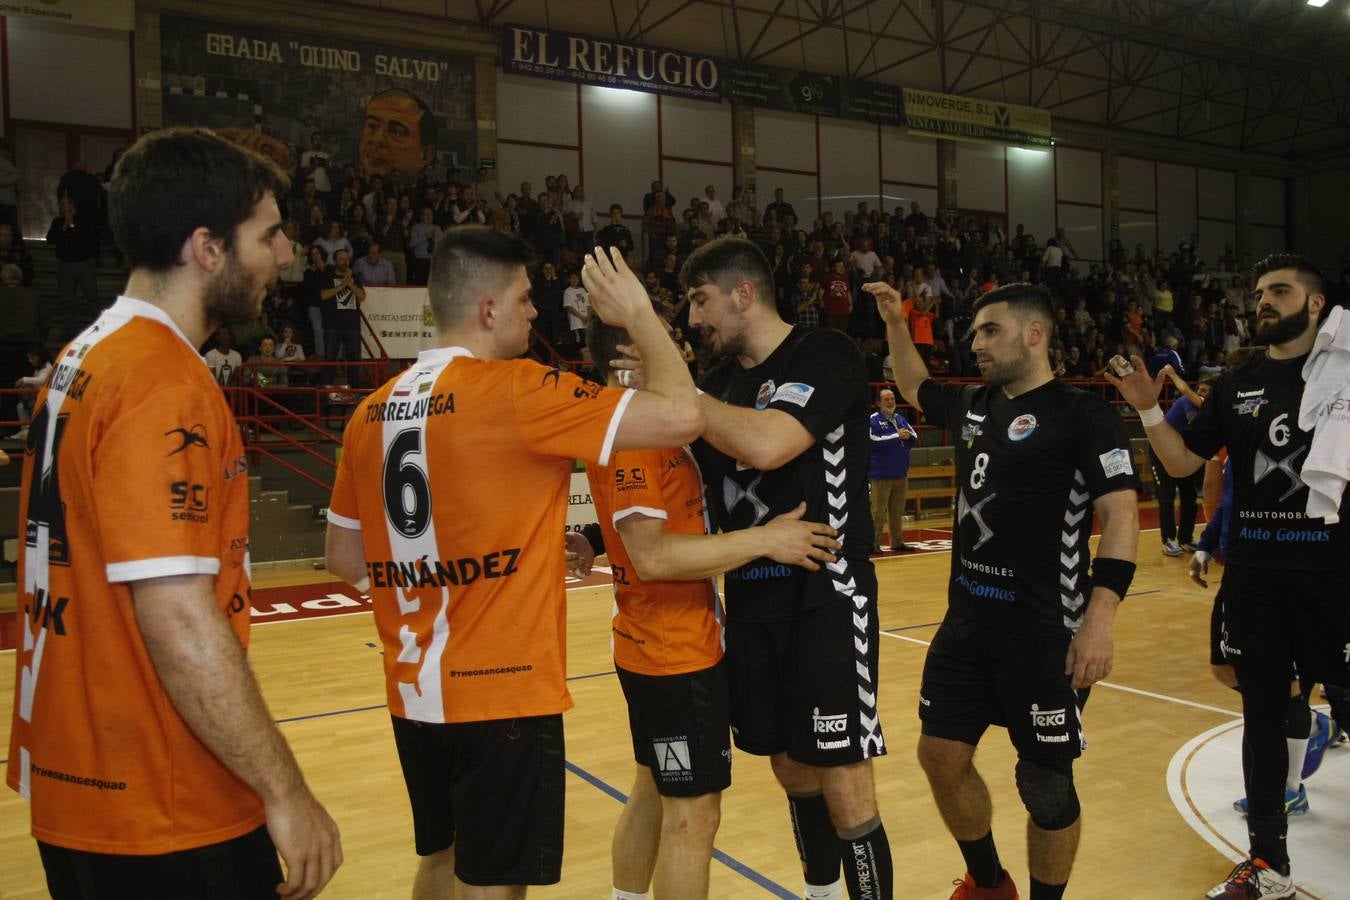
[1233, 388, 1268, 417]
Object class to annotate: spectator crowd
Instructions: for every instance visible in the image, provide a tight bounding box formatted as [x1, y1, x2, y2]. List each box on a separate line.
[6, 128, 1347, 406]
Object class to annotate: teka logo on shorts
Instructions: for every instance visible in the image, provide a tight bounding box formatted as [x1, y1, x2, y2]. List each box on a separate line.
[812, 707, 851, 750]
[652, 737, 693, 778]
[1030, 704, 1070, 743]
[755, 379, 776, 410]
[1007, 414, 1038, 441]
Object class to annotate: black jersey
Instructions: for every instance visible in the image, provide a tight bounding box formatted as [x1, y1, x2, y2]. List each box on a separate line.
[918, 378, 1139, 634]
[695, 326, 876, 622]
[1180, 351, 1350, 570]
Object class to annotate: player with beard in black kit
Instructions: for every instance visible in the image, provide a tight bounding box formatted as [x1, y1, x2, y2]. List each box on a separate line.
[1110, 254, 1350, 900]
[866, 279, 1139, 900]
[680, 237, 892, 900]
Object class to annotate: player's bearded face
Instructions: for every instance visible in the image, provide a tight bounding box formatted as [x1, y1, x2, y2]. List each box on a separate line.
[203, 247, 265, 326]
[697, 288, 747, 359]
[1254, 295, 1311, 346]
[972, 313, 1035, 387]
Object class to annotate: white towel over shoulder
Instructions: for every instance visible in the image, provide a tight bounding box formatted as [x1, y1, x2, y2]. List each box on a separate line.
[1299, 305, 1350, 523]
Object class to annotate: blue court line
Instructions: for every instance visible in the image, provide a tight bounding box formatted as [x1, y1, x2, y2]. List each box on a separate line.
[563, 760, 797, 899]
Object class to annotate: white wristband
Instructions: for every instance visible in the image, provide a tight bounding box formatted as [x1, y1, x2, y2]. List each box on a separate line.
[1138, 405, 1164, 427]
[354, 577, 371, 594]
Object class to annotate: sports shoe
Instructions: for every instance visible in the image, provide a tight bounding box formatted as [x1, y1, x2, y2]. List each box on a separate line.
[1205, 858, 1295, 899]
[1232, 784, 1308, 817]
[1180, 541, 1198, 552]
[1302, 711, 1335, 780]
[949, 869, 1018, 899]
[1163, 539, 1184, 556]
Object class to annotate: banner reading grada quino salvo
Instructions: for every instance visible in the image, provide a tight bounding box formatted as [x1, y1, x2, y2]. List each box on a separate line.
[902, 88, 1052, 148]
[502, 24, 720, 101]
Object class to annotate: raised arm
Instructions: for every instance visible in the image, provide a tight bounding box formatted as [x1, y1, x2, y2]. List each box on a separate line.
[582, 246, 704, 450]
[1105, 355, 1207, 477]
[864, 281, 929, 410]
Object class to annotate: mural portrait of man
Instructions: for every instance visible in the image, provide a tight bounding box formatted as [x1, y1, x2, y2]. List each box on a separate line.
[359, 88, 439, 182]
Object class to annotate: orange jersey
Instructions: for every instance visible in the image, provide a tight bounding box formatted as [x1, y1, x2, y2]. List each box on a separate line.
[586, 446, 724, 676]
[909, 307, 935, 345]
[7, 296, 263, 854]
[328, 347, 633, 723]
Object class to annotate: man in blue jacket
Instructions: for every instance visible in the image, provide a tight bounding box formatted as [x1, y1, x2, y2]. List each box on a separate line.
[868, 386, 918, 552]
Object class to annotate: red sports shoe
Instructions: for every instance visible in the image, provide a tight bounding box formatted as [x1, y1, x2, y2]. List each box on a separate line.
[949, 869, 1019, 899]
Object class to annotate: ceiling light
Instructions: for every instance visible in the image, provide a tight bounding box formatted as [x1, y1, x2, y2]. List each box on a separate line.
[1307, 0, 1330, 8]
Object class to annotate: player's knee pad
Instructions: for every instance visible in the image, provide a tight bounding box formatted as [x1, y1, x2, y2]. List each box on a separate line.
[1014, 756, 1079, 831]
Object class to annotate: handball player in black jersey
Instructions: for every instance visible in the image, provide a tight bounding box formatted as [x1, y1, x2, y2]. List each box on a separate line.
[868, 279, 1140, 900]
[683, 237, 892, 900]
[1110, 254, 1349, 900]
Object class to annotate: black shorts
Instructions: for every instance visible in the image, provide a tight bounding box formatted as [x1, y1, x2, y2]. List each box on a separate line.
[726, 587, 886, 767]
[390, 714, 564, 886]
[919, 613, 1087, 760]
[617, 659, 732, 797]
[1210, 588, 1229, 666]
[1217, 565, 1350, 684]
[38, 825, 281, 900]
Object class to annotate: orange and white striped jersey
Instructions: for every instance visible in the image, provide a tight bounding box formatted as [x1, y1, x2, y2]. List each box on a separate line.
[587, 446, 724, 675]
[328, 347, 633, 723]
[7, 296, 264, 854]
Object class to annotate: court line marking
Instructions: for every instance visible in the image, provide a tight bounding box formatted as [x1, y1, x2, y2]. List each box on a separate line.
[563, 760, 797, 899]
[1166, 719, 1326, 900]
[878, 629, 1241, 716]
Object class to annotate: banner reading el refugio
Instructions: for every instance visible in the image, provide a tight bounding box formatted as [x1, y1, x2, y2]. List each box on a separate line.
[501, 24, 905, 128]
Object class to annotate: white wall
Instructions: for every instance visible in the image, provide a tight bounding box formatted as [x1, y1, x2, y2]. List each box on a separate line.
[754, 110, 816, 171]
[1118, 209, 1157, 259]
[660, 96, 732, 163]
[819, 118, 880, 219]
[954, 141, 1004, 213]
[496, 144, 579, 200]
[1249, 176, 1285, 226]
[1157, 162, 1198, 254]
[880, 127, 938, 194]
[7, 18, 133, 130]
[497, 72, 578, 146]
[1057, 204, 1103, 263]
[1055, 147, 1101, 205]
[1007, 146, 1055, 247]
[1118, 156, 1156, 212]
[663, 160, 732, 216]
[580, 86, 660, 217]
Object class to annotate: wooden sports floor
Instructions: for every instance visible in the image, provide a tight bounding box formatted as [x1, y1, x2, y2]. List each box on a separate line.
[0, 531, 1334, 898]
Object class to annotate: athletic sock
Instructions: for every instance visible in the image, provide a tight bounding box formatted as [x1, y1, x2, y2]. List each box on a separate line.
[837, 816, 892, 900]
[1285, 693, 1312, 791]
[1029, 877, 1067, 900]
[1247, 813, 1290, 874]
[788, 792, 842, 889]
[955, 831, 1003, 889]
[804, 883, 844, 900]
[612, 891, 649, 900]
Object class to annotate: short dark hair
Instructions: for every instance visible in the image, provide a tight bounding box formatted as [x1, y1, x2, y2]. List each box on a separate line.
[109, 127, 289, 273]
[679, 236, 775, 307]
[427, 225, 533, 330]
[585, 319, 629, 383]
[368, 88, 439, 150]
[1251, 253, 1327, 316]
[610, 204, 623, 214]
[972, 282, 1055, 327]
